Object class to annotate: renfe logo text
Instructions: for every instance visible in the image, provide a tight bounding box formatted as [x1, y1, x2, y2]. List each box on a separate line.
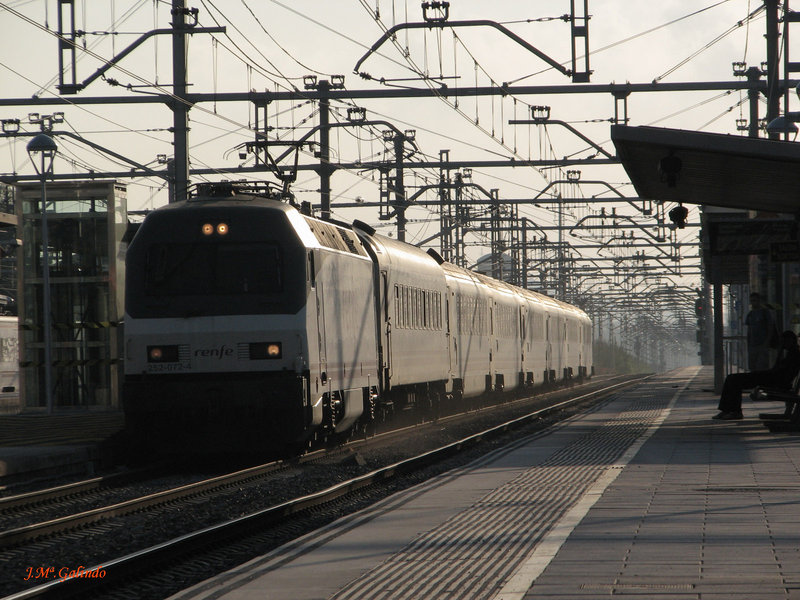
[194, 345, 234, 359]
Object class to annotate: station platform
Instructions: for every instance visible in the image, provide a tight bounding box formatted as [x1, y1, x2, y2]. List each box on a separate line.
[170, 366, 800, 600]
[0, 411, 124, 486]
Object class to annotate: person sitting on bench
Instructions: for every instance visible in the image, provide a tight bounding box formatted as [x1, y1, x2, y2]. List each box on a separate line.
[714, 330, 800, 421]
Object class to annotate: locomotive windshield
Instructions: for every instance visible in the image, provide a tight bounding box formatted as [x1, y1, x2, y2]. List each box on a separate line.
[145, 242, 282, 296]
[125, 202, 307, 318]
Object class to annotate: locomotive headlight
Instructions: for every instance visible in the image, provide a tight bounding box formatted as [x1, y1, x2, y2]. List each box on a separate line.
[201, 223, 214, 236]
[147, 345, 179, 362]
[248, 342, 282, 360]
[217, 222, 229, 235]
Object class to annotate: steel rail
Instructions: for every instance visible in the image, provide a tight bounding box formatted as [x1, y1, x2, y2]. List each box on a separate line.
[6, 375, 646, 600]
[0, 467, 158, 513]
[0, 459, 287, 549]
[0, 375, 623, 535]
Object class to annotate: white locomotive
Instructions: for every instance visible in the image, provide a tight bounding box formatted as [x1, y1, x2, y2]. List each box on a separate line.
[123, 184, 592, 452]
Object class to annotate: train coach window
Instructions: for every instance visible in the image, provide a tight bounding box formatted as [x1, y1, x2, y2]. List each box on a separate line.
[145, 242, 282, 296]
[390, 285, 443, 331]
[414, 288, 420, 329]
[409, 287, 415, 328]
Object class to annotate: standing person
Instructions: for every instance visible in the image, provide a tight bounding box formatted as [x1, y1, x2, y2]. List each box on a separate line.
[746, 292, 777, 371]
[714, 330, 800, 420]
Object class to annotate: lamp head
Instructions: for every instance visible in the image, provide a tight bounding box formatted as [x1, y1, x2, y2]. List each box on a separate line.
[27, 133, 57, 155]
[766, 116, 799, 136]
[26, 133, 58, 175]
[668, 205, 689, 229]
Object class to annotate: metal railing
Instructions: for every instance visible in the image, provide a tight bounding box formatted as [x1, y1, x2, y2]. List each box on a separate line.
[723, 335, 747, 376]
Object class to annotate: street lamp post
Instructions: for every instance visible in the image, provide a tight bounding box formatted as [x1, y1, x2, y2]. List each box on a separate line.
[26, 134, 57, 413]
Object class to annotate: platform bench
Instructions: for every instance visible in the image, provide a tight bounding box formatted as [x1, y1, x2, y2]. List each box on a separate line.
[751, 373, 800, 432]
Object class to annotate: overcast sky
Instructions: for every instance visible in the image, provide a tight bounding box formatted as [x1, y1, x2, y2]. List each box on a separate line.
[0, 1, 789, 295]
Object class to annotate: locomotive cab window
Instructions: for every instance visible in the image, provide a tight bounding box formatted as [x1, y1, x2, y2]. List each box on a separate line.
[145, 242, 282, 296]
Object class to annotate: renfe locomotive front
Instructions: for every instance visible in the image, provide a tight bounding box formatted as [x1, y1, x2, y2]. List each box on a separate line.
[123, 185, 592, 453]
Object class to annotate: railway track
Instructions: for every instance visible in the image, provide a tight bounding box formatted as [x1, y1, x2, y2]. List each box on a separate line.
[0, 374, 627, 534]
[2, 375, 645, 600]
[0, 462, 288, 549]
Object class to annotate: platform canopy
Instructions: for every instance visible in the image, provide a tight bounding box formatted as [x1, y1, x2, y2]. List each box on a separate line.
[610, 124, 800, 214]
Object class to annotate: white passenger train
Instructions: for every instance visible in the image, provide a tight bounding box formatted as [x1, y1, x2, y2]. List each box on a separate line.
[123, 184, 592, 452]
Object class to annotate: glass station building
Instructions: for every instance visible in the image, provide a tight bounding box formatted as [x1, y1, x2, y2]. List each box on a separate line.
[14, 180, 126, 411]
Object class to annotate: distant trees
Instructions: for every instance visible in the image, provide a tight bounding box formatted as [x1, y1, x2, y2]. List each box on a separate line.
[592, 339, 653, 375]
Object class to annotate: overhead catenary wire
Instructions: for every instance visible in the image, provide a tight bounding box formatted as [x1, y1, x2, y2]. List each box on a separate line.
[197, 1, 475, 202]
[239, 0, 336, 78]
[0, 59, 172, 175]
[356, 1, 554, 191]
[268, 0, 418, 75]
[652, 4, 766, 83]
[560, 89, 742, 161]
[200, 0, 297, 85]
[2, 2, 303, 183]
[30, 0, 152, 98]
[507, 0, 746, 85]
[1, 2, 704, 311]
[3, 0, 572, 214]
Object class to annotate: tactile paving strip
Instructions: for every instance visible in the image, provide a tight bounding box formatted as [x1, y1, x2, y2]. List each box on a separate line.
[331, 384, 676, 600]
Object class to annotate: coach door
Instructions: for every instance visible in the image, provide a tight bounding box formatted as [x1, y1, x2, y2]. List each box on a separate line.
[545, 314, 552, 378]
[314, 259, 328, 385]
[445, 295, 453, 379]
[488, 301, 495, 390]
[380, 271, 392, 389]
